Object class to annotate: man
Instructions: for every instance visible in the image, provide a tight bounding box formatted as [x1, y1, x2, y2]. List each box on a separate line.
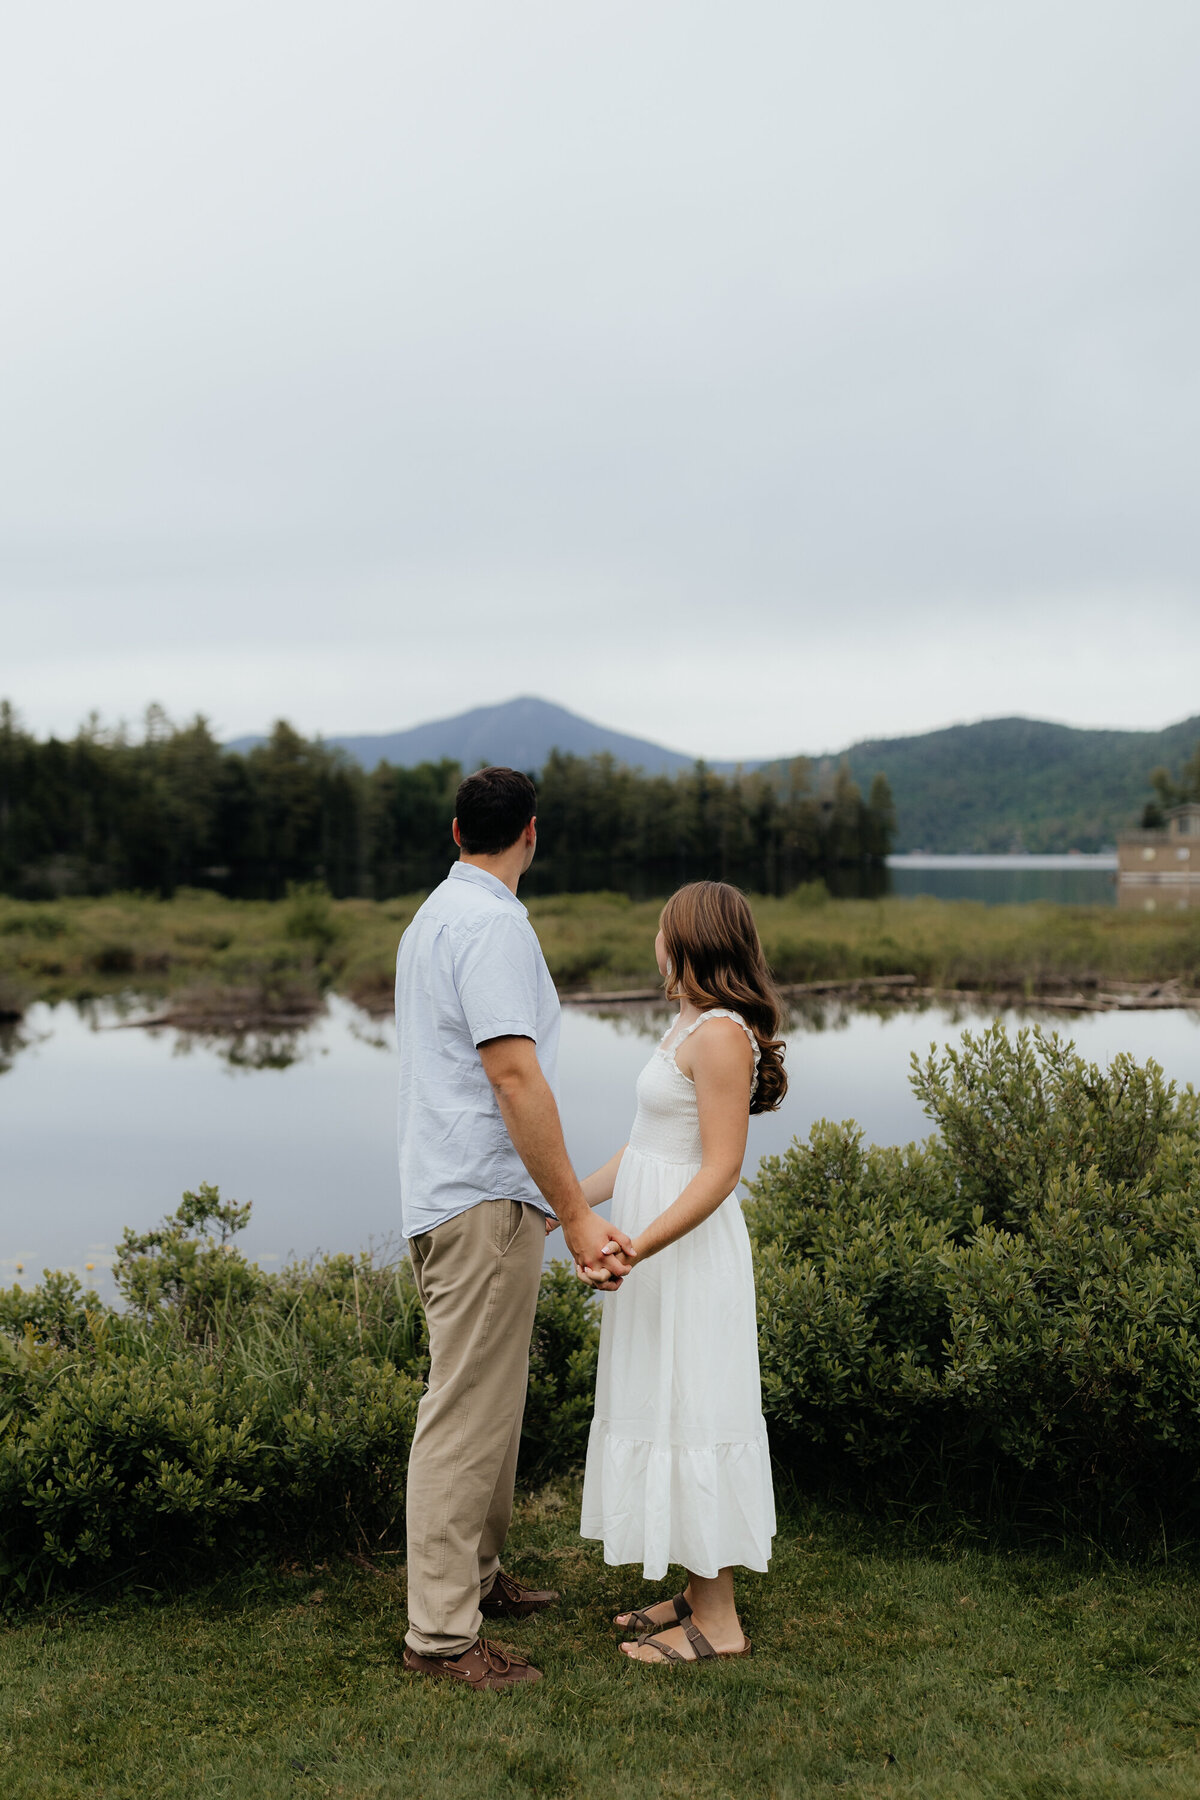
[396, 765, 635, 1690]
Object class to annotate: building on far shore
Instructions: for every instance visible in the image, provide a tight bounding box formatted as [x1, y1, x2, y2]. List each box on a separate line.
[1117, 803, 1200, 909]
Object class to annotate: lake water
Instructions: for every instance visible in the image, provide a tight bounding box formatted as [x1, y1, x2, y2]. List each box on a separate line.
[885, 854, 1118, 907]
[3, 992, 1197, 1302]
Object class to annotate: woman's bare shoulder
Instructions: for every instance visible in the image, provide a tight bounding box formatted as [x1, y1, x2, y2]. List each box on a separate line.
[677, 1011, 756, 1080]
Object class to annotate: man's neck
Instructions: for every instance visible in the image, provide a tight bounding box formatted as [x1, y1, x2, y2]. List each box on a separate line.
[458, 851, 524, 896]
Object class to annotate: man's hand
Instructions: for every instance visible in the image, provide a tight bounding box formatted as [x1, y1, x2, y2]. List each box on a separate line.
[561, 1208, 635, 1283]
[548, 1210, 623, 1287]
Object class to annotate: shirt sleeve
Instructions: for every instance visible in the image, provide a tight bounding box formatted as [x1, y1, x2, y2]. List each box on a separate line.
[453, 912, 542, 1047]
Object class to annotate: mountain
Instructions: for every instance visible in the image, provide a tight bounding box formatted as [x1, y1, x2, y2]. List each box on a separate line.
[835, 715, 1200, 853]
[228, 696, 701, 778]
[228, 697, 1200, 853]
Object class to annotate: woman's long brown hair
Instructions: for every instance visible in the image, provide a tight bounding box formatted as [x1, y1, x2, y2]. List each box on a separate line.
[659, 881, 787, 1113]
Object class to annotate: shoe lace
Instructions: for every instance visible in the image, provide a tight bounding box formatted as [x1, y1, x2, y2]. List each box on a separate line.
[479, 1638, 525, 1673]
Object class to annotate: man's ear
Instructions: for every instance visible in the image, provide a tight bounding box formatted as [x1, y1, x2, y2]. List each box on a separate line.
[526, 815, 537, 841]
[452, 818, 462, 847]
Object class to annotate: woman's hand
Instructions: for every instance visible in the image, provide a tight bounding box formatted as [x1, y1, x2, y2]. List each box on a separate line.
[576, 1239, 627, 1291]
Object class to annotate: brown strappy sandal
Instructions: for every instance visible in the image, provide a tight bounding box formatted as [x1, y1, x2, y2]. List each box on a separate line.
[623, 1619, 752, 1664]
[617, 1592, 692, 1641]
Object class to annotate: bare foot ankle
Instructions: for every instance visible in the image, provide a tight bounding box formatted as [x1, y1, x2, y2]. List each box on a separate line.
[619, 1613, 748, 1663]
[687, 1609, 746, 1654]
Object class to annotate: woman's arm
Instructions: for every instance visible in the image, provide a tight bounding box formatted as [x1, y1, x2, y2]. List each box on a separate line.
[580, 1145, 627, 1209]
[629, 1020, 753, 1264]
[547, 1145, 628, 1238]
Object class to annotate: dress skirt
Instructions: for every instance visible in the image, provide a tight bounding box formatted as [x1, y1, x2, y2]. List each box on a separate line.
[579, 1135, 776, 1581]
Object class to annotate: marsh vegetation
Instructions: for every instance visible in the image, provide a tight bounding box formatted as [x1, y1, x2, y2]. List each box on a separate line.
[1, 885, 1197, 1029]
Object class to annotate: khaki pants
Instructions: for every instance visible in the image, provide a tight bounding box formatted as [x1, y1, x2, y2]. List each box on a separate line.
[404, 1198, 544, 1656]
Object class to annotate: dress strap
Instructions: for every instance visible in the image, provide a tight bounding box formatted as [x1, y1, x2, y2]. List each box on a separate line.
[674, 1008, 760, 1096]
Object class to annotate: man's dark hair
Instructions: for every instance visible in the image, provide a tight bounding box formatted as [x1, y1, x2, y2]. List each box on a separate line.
[455, 766, 537, 855]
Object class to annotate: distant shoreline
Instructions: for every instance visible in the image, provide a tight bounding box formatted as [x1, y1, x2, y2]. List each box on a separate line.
[888, 853, 1118, 871]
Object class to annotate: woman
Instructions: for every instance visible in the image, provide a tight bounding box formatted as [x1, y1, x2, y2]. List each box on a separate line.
[577, 880, 787, 1665]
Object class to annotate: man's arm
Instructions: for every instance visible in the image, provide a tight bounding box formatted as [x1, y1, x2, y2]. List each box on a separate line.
[477, 1035, 635, 1280]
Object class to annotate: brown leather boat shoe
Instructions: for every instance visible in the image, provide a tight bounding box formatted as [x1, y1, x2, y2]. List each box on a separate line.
[402, 1639, 542, 1689]
[479, 1569, 560, 1619]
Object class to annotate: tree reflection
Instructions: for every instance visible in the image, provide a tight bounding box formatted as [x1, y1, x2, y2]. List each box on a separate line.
[165, 1025, 313, 1071]
[0, 1017, 27, 1075]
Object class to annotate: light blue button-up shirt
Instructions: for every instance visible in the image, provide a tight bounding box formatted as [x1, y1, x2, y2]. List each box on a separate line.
[395, 861, 561, 1239]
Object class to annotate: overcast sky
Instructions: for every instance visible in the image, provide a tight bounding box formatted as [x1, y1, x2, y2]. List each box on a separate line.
[2, 1, 1197, 760]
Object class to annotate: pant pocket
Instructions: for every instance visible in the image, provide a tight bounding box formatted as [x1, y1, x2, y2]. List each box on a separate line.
[498, 1199, 525, 1256]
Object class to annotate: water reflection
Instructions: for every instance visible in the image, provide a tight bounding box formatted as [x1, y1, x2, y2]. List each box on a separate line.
[54, 993, 334, 1074]
[884, 858, 1117, 907]
[0, 1017, 29, 1075]
[0, 1021, 19, 1075]
[160, 1023, 319, 1072]
[581, 1004, 671, 1043]
[2, 993, 1197, 1303]
[567, 989, 1056, 1047]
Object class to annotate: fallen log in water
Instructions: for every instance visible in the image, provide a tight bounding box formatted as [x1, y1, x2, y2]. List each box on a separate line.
[111, 984, 325, 1033]
[778, 974, 919, 997]
[561, 974, 922, 1005]
[562, 975, 1199, 1013]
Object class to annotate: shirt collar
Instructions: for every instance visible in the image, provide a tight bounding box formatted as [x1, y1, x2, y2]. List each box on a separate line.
[448, 860, 528, 915]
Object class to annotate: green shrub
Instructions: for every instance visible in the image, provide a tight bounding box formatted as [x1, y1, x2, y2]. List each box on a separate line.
[91, 942, 136, 974]
[909, 1023, 1199, 1233]
[114, 1185, 268, 1325]
[747, 1023, 1200, 1532]
[0, 1191, 586, 1606]
[0, 910, 67, 939]
[284, 882, 339, 957]
[544, 942, 613, 987]
[0, 1334, 421, 1607]
[521, 1264, 600, 1481]
[0, 1268, 102, 1348]
[764, 936, 853, 983]
[0, 1192, 429, 1606]
[787, 880, 830, 909]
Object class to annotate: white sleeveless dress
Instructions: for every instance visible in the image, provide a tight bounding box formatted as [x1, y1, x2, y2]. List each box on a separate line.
[579, 1009, 776, 1580]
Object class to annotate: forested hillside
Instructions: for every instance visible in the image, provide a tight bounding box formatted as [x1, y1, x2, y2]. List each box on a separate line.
[838, 714, 1200, 852]
[0, 704, 892, 900]
[6, 698, 1196, 891]
[235, 696, 1200, 855]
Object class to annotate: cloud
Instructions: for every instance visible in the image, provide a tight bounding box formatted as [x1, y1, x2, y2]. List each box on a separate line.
[2, 1, 1198, 751]
[9, 570, 1194, 760]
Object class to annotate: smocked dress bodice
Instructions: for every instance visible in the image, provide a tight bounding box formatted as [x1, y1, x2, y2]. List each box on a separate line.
[627, 1008, 761, 1166]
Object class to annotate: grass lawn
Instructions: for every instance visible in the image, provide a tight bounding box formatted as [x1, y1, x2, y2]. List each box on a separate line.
[6, 1486, 1200, 1800]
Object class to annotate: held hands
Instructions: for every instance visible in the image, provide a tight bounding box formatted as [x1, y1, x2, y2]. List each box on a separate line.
[561, 1208, 636, 1290]
[545, 1213, 625, 1290]
[574, 1243, 627, 1292]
